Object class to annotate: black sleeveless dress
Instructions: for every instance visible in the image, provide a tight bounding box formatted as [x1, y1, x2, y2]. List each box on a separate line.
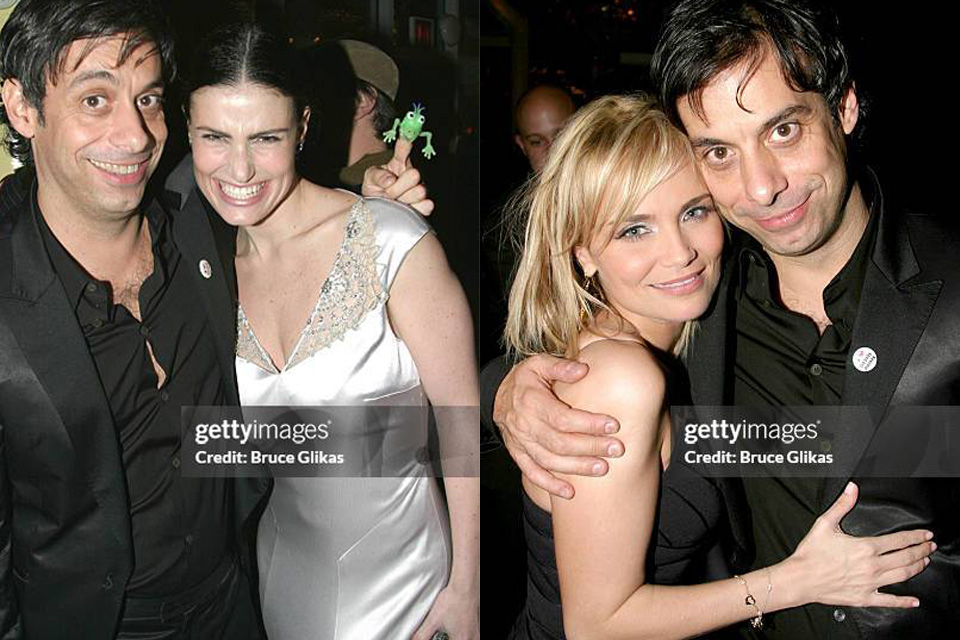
[507, 459, 736, 639]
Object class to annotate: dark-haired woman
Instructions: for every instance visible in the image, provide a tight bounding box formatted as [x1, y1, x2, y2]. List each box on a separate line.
[179, 23, 479, 640]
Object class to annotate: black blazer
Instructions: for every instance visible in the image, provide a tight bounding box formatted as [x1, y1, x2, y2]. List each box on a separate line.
[0, 165, 266, 638]
[481, 172, 960, 638]
[687, 174, 960, 638]
[163, 156, 273, 558]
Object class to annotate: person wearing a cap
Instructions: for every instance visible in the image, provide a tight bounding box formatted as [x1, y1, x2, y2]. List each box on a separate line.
[338, 39, 401, 188]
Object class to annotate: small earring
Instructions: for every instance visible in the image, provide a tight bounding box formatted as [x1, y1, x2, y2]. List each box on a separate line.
[297, 140, 304, 153]
[584, 273, 603, 301]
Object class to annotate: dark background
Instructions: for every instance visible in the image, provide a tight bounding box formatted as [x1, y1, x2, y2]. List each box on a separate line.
[480, 1, 954, 636]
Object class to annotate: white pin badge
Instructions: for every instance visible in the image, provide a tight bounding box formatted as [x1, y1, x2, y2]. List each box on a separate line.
[852, 346, 877, 372]
[199, 259, 213, 279]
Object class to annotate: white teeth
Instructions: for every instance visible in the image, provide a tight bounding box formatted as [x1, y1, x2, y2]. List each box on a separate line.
[90, 159, 141, 175]
[653, 275, 698, 289]
[219, 181, 264, 200]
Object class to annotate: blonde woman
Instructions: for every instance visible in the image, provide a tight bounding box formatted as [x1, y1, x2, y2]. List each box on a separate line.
[504, 94, 933, 640]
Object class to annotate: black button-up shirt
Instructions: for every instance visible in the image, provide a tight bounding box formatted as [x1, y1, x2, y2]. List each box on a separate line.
[36, 189, 233, 597]
[732, 190, 879, 640]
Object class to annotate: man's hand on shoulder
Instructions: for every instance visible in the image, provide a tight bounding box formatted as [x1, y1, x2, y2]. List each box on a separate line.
[494, 354, 625, 499]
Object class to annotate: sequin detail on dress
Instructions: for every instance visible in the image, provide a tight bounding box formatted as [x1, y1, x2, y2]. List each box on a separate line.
[235, 198, 385, 373]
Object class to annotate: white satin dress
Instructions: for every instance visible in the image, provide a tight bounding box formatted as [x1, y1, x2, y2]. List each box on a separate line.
[236, 198, 452, 640]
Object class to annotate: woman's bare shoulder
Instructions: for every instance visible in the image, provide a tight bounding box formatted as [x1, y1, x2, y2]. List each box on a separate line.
[300, 179, 357, 209]
[559, 337, 667, 425]
[296, 181, 357, 242]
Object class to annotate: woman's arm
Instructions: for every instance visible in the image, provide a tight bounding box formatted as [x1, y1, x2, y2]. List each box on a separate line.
[553, 340, 933, 640]
[388, 232, 480, 640]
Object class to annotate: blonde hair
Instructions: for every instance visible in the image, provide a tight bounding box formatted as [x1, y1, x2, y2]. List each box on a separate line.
[503, 94, 699, 361]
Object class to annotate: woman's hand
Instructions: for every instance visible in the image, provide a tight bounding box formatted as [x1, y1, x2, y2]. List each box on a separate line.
[782, 482, 935, 608]
[361, 137, 435, 215]
[411, 584, 480, 640]
[388, 232, 478, 640]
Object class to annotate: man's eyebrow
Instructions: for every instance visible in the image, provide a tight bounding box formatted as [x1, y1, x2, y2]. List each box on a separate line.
[140, 79, 165, 93]
[688, 105, 814, 149]
[759, 105, 811, 133]
[66, 71, 164, 95]
[68, 69, 118, 89]
[689, 136, 725, 150]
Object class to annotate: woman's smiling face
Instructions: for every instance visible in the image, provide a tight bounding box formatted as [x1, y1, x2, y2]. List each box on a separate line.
[188, 82, 307, 227]
[576, 162, 725, 337]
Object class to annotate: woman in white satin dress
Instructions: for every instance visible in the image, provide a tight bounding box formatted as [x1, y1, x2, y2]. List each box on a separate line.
[182, 23, 479, 640]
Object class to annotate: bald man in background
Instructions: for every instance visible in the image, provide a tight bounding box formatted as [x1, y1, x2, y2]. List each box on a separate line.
[513, 84, 575, 173]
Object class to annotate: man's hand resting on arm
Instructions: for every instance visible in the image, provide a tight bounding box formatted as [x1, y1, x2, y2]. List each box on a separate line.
[493, 354, 625, 499]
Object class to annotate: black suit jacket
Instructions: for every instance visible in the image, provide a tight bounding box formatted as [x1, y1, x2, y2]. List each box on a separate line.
[480, 172, 960, 638]
[0, 166, 267, 638]
[685, 174, 960, 639]
[162, 156, 273, 570]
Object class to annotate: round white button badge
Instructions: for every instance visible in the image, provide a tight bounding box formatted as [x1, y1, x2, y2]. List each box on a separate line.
[199, 259, 213, 279]
[852, 346, 877, 372]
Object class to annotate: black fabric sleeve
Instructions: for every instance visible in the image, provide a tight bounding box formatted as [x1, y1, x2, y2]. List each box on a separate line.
[480, 356, 512, 450]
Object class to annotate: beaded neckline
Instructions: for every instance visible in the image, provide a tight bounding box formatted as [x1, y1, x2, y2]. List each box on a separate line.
[236, 198, 385, 374]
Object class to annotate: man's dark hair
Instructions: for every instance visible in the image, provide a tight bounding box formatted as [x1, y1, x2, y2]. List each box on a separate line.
[184, 23, 308, 121]
[0, 0, 176, 165]
[356, 79, 397, 134]
[652, 0, 858, 132]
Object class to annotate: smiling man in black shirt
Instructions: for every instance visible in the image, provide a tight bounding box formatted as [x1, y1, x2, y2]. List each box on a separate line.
[36, 187, 233, 597]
